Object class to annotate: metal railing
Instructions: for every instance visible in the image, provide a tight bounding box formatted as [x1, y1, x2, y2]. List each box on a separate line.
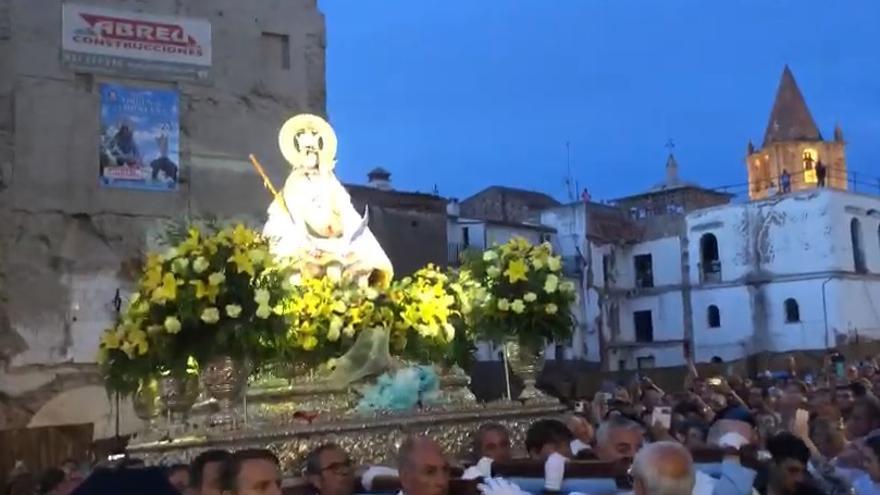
[712, 166, 880, 202]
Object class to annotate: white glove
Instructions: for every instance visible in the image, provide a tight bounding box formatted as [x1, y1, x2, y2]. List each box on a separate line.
[544, 452, 567, 491]
[477, 477, 530, 495]
[718, 432, 750, 450]
[475, 457, 494, 478]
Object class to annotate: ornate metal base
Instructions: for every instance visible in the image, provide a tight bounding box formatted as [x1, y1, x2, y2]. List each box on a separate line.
[127, 401, 565, 471]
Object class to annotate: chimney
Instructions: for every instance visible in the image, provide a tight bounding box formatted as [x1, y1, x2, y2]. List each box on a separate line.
[446, 198, 460, 217]
[367, 167, 392, 191]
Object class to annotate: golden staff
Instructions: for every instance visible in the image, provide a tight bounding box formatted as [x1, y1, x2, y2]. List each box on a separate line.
[248, 154, 296, 225]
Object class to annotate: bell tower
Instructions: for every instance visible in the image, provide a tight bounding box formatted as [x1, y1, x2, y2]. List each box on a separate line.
[746, 66, 847, 200]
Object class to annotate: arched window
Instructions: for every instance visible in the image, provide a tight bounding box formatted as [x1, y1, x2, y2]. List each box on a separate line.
[784, 298, 800, 323]
[802, 148, 818, 184]
[852, 218, 867, 273]
[707, 305, 721, 328]
[700, 233, 721, 282]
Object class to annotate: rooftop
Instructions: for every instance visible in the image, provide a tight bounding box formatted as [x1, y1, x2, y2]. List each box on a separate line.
[762, 65, 823, 146]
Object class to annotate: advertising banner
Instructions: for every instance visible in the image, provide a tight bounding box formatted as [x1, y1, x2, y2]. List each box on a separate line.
[62, 4, 211, 82]
[99, 84, 180, 191]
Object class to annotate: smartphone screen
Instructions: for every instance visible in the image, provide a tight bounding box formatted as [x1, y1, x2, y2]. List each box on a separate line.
[835, 361, 845, 378]
[651, 406, 672, 429]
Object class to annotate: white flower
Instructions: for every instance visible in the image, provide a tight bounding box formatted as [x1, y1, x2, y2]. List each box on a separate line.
[255, 304, 271, 319]
[547, 256, 562, 272]
[524, 292, 538, 302]
[192, 257, 210, 274]
[511, 299, 525, 314]
[560, 280, 576, 293]
[497, 298, 510, 311]
[483, 250, 498, 262]
[487, 266, 501, 278]
[254, 288, 270, 305]
[443, 323, 455, 341]
[225, 304, 242, 318]
[544, 274, 559, 293]
[328, 316, 343, 342]
[164, 316, 182, 334]
[208, 272, 226, 286]
[200, 307, 220, 324]
[545, 303, 558, 315]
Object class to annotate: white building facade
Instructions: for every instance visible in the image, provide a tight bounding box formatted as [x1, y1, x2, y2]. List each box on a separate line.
[689, 189, 880, 363]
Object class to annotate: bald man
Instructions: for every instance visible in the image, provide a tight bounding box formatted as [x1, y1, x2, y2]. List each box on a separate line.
[397, 437, 450, 495]
[632, 442, 695, 495]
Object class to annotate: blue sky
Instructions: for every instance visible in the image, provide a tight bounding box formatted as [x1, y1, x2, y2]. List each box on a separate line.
[321, 0, 880, 202]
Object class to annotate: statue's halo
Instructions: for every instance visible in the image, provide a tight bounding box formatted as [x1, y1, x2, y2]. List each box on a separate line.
[278, 114, 338, 171]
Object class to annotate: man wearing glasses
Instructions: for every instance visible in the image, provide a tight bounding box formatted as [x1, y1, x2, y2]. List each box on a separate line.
[305, 444, 357, 495]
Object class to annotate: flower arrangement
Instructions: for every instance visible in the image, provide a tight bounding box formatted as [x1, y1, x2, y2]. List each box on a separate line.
[277, 275, 394, 367]
[98, 224, 291, 394]
[387, 265, 477, 368]
[462, 237, 576, 349]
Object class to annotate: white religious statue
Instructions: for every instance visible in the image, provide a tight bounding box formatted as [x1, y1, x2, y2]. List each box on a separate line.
[262, 114, 394, 384]
[263, 114, 393, 288]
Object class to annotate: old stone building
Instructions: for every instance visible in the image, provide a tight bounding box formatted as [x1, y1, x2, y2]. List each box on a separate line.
[0, 0, 326, 431]
[460, 185, 560, 223]
[347, 169, 448, 277]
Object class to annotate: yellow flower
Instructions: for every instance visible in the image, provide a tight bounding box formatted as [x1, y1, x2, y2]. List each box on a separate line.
[547, 256, 562, 272]
[229, 250, 255, 276]
[192, 256, 210, 274]
[231, 224, 255, 244]
[178, 228, 201, 254]
[208, 272, 226, 286]
[302, 335, 319, 350]
[545, 303, 558, 314]
[504, 259, 529, 283]
[524, 292, 537, 302]
[511, 299, 525, 314]
[483, 250, 498, 262]
[100, 330, 121, 350]
[256, 304, 271, 319]
[225, 304, 242, 318]
[201, 307, 220, 324]
[125, 328, 149, 357]
[248, 248, 268, 264]
[254, 288, 271, 306]
[192, 280, 219, 301]
[164, 316, 182, 334]
[544, 274, 559, 293]
[497, 298, 510, 311]
[151, 273, 178, 303]
[142, 265, 162, 291]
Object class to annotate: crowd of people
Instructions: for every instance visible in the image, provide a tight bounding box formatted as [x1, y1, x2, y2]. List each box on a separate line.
[7, 353, 880, 495]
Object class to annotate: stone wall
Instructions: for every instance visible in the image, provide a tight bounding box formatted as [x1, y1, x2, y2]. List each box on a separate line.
[348, 185, 448, 276]
[0, 0, 326, 430]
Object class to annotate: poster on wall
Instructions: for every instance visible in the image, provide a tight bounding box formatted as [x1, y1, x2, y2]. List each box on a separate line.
[99, 84, 180, 191]
[61, 3, 212, 82]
